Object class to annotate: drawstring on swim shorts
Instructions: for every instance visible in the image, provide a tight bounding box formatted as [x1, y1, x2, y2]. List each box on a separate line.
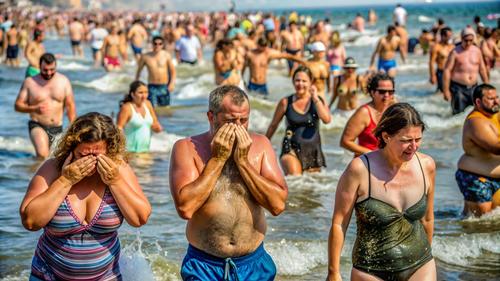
[224, 257, 239, 281]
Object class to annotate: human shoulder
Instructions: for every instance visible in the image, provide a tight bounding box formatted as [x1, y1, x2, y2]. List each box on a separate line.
[345, 155, 368, 179]
[35, 158, 61, 180]
[416, 152, 436, 174]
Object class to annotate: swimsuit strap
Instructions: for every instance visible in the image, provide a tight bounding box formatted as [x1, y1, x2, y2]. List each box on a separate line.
[415, 153, 427, 194]
[363, 154, 372, 197]
[365, 105, 375, 124]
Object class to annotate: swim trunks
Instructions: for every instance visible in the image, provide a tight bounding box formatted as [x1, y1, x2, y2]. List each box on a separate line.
[285, 48, 300, 71]
[181, 243, 276, 281]
[148, 84, 170, 107]
[70, 40, 81, 46]
[247, 81, 269, 96]
[449, 80, 475, 115]
[436, 69, 444, 92]
[180, 59, 197, 65]
[91, 47, 100, 55]
[28, 120, 63, 147]
[219, 70, 232, 80]
[131, 44, 142, 55]
[6, 44, 19, 59]
[25, 66, 40, 78]
[377, 58, 397, 73]
[455, 169, 500, 203]
[330, 64, 342, 72]
[104, 56, 120, 67]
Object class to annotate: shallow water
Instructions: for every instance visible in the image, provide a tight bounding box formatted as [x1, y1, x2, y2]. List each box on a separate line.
[1, 2, 500, 281]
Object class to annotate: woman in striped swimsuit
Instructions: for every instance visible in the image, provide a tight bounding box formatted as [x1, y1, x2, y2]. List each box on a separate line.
[20, 112, 151, 280]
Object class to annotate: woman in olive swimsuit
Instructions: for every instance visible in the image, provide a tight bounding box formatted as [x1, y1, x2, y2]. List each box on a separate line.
[327, 103, 437, 281]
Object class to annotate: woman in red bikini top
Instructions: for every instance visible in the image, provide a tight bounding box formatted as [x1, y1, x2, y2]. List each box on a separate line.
[340, 73, 396, 156]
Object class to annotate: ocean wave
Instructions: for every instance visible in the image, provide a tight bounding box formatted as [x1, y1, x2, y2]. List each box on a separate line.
[286, 168, 343, 191]
[58, 61, 91, 71]
[175, 73, 214, 100]
[267, 239, 327, 275]
[149, 132, 183, 153]
[73, 73, 132, 93]
[418, 15, 435, 23]
[0, 136, 34, 154]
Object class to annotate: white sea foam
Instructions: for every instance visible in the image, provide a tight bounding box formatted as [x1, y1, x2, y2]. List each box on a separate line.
[418, 15, 435, 23]
[249, 109, 273, 133]
[0, 136, 34, 154]
[149, 132, 183, 153]
[286, 169, 343, 191]
[267, 239, 327, 275]
[433, 232, 500, 267]
[175, 73, 213, 100]
[58, 61, 91, 71]
[74, 73, 132, 93]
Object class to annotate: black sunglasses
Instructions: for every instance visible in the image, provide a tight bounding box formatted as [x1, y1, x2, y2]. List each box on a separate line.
[376, 89, 395, 95]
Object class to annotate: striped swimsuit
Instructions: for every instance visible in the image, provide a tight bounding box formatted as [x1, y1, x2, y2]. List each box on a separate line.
[30, 188, 124, 281]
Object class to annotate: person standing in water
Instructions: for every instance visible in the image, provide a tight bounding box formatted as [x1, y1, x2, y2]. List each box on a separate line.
[370, 25, 406, 78]
[329, 57, 366, 118]
[169, 85, 287, 280]
[456, 84, 500, 216]
[327, 103, 436, 281]
[24, 29, 45, 77]
[429, 27, 454, 94]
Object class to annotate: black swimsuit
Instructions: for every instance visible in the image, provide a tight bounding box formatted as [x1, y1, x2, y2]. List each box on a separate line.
[280, 95, 326, 170]
[352, 154, 433, 281]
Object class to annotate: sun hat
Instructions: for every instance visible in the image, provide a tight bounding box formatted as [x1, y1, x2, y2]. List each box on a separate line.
[343, 57, 358, 68]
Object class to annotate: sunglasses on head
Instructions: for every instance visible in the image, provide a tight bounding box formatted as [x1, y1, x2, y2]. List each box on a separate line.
[376, 89, 395, 95]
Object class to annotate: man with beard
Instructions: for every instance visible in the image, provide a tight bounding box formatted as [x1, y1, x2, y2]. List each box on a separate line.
[136, 36, 176, 107]
[443, 27, 489, 115]
[15, 53, 76, 159]
[169, 85, 287, 280]
[456, 84, 500, 216]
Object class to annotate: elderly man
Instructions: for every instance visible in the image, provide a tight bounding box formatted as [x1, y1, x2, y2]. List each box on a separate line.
[15, 53, 76, 158]
[443, 27, 489, 115]
[169, 85, 288, 280]
[456, 84, 500, 216]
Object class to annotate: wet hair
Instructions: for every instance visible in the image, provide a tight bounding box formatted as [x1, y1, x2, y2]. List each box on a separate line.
[53, 112, 126, 169]
[209, 85, 249, 115]
[257, 37, 267, 47]
[33, 28, 43, 40]
[215, 38, 233, 51]
[387, 25, 396, 33]
[374, 103, 426, 149]
[292, 65, 313, 81]
[120, 80, 147, 107]
[39, 53, 56, 68]
[440, 27, 452, 37]
[472, 84, 496, 103]
[367, 73, 395, 93]
[152, 36, 164, 43]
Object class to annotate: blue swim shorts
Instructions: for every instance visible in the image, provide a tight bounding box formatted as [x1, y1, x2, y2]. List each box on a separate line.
[330, 64, 342, 72]
[247, 81, 269, 96]
[181, 243, 276, 281]
[377, 58, 397, 73]
[131, 44, 142, 55]
[148, 84, 170, 107]
[455, 169, 500, 203]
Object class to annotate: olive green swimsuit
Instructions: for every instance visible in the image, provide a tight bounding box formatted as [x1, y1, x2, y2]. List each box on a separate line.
[352, 154, 433, 281]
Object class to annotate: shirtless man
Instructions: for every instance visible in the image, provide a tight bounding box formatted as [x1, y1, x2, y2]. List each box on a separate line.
[443, 28, 489, 115]
[370, 25, 405, 78]
[394, 22, 408, 61]
[352, 13, 365, 33]
[5, 24, 20, 67]
[213, 39, 240, 86]
[281, 21, 304, 76]
[127, 19, 148, 62]
[456, 84, 500, 216]
[25, 29, 45, 78]
[429, 27, 454, 94]
[480, 28, 499, 79]
[101, 24, 121, 72]
[169, 85, 287, 280]
[308, 20, 329, 48]
[136, 36, 176, 107]
[14, 53, 76, 159]
[298, 41, 330, 100]
[69, 17, 85, 57]
[243, 38, 299, 96]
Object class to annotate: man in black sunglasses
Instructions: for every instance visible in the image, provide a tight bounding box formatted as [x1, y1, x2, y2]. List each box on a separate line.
[136, 36, 176, 107]
[442, 27, 489, 115]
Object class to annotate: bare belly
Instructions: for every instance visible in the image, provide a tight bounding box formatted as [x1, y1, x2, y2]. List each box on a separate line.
[186, 162, 266, 257]
[458, 154, 500, 178]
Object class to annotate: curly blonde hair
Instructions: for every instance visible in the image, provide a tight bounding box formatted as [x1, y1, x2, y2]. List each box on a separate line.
[53, 112, 126, 168]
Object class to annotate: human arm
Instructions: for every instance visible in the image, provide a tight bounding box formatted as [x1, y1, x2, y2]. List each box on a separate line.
[442, 50, 455, 101]
[428, 45, 437, 84]
[116, 103, 131, 130]
[167, 56, 176, 92]
[196, 38, 203, 61]
[420, 153, 435, 244]
[135, 56, 145, 80]
[233, 128, 288, 216]
[97, 155, 151, 227]
[169, 124, 236, 219]
[398, 37, 407, 63]
[265, 98, 287, 139]
[467, 118, 500, 154]
[329, 77, 340, 108]
[327, 158, 363, 280]
[311, 86, 331, 124]
[20, 155, 97, 231]
[146, 100, 163, 132]
[369, 40, 381, 70]
[340, 106, 371, 155]
[64, 78, 76, 122]
[478, 50, 489, 83]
